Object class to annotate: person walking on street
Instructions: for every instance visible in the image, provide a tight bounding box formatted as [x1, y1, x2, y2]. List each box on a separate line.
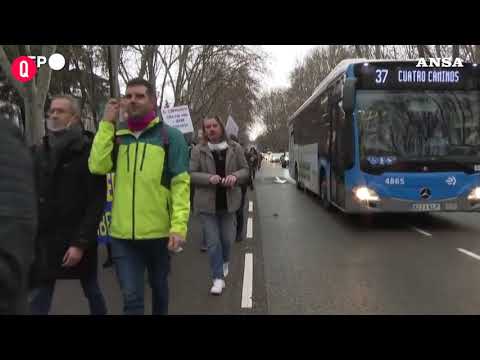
[230, 136, 248, 243]
[190, 116, 249, 295]
[0, 121, 37, 314]
[247, 147, 259, 182]
[29, 95, 108, 315]
[89, 78, 190, 315]
[190, 133, 208, 252]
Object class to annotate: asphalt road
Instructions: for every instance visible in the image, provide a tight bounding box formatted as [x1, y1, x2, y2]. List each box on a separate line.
[257, 162, 480, 314]
[49, 185, 267, 315]
[49, 161, 480, 315]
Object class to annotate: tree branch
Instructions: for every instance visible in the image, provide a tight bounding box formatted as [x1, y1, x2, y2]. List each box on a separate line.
[119, 55, 131, 84]
[0, 45, 27, 98]
[36, 45, 57, 106]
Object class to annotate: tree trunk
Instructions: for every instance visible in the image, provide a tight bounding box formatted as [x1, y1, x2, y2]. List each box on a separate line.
[24, 95, 45, 146]
[108, 45, 121, 98]
[475, 45, 480, 63]
[435, 45, 442, 57]
[417, 45, 426, 58]
[354, 45, 363, 58]
[375, 45, 381, 59]
[146, 45, 158, 106]
[452, 45, 460, 59]
[174, 45, 191, 105]
[85, 47, 99, 130]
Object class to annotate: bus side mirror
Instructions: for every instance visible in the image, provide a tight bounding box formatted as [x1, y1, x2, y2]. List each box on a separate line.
[342, 78, 356, 113]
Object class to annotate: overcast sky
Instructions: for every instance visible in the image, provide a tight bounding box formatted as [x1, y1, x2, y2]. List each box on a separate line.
[260, 45, 320, 90]
[246, 45, 319, 140]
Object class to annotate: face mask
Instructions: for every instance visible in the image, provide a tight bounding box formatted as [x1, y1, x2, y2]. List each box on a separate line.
[47, 118, 71, 133]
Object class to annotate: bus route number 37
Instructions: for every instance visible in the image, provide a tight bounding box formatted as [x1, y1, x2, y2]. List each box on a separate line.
[385, 177, 405, 185]
[376, 69, 389, 84]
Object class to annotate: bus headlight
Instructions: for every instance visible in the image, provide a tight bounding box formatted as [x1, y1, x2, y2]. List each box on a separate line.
[467, 187, 480, 200]
[354, 186, 380, 202]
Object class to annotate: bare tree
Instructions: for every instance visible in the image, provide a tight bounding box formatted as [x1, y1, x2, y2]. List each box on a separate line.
[475, 45, 480, 63]
[156, 45, 264, 132]
[354, 45, 364, 58]
[417, 45, 433, 58]
[452, 45, 460, 59]
[0, 45, 56, 145]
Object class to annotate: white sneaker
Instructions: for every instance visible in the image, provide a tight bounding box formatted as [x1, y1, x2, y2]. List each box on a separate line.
[173, 246, 183, 254]
[210, 279, 225, 295]
[223, 262, 229, 278]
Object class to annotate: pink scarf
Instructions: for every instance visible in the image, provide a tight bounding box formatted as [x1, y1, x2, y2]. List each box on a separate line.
[127, 111, 156, 132]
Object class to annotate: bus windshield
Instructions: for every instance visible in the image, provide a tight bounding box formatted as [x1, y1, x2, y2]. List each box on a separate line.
[356, 90, 480, 167]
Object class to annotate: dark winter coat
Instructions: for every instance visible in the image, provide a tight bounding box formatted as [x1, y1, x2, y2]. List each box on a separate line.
[30, 126, 106, 286]
[0, 123, 37, 314]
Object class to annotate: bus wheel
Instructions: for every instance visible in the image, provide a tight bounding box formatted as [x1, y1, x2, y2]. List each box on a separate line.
[295, 165, 303, 190]
[320, 176, 331, 210]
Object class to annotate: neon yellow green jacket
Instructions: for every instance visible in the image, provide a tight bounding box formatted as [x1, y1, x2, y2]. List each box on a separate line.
[88, 118, 190, 240]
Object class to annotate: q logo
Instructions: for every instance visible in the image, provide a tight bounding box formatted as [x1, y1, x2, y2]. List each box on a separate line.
[11, 56, 37, 83]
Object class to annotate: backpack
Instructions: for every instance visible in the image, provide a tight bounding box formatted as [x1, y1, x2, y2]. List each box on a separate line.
[110, 121, 171, 189]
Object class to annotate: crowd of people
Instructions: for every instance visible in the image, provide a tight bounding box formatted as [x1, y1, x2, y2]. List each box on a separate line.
[0, 78, 263, 315]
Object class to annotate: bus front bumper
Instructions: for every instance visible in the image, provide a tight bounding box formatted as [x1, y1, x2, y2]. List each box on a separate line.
[345, 196, 480, 213]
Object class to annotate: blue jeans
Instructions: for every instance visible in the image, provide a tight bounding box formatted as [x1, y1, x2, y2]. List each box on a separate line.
[199, 212, 236, 280]
[29, 273, 107, 315]
[110, 238, 170, 315]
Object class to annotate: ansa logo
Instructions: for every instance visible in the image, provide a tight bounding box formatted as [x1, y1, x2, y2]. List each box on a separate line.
[416, 57, 464, 68]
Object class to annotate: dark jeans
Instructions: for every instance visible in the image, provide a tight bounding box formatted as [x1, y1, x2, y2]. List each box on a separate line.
[110, 238, 170, 315]
[236, 185, 247, 240]
[29, 272, 107, 315]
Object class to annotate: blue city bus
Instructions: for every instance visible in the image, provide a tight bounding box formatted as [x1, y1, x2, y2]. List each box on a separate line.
[288, 58, 480, 213]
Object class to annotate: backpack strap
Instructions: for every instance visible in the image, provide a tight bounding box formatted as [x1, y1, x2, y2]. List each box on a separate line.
[160, 121, 171, 189]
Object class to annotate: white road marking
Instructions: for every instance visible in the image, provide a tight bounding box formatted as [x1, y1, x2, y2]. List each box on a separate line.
[247, 218, 253, 239]
[274, 176, 287, 184]
[249, 201, 253, 212]
[458, 248, 480, 261]
[284, 173, 296, 185]
[410, 226, 432, 237]
[241, 253, 253, 308]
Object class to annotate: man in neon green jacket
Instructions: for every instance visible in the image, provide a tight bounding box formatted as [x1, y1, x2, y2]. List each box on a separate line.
[88, 78, 190, 315]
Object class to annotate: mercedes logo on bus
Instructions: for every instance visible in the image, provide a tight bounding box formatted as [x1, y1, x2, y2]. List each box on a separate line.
[420, 188, 432, 200]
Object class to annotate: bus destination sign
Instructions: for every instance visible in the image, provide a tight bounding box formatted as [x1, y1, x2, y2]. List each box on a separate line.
[355, 62, 480, 90]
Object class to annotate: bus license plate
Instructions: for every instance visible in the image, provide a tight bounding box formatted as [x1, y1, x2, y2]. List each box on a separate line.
[412, 203, 441, 211]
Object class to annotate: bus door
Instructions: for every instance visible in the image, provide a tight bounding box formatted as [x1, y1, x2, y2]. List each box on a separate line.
[329, 87, 347, 208]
